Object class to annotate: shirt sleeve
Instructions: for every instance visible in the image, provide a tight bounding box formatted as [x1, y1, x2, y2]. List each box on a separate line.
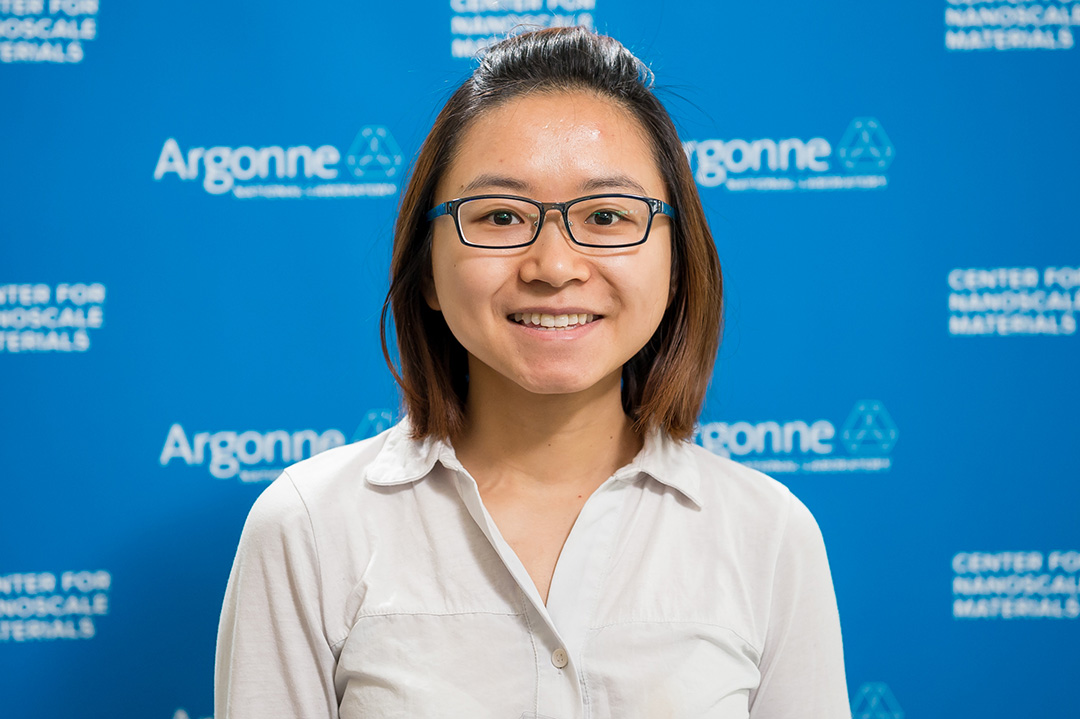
[215, 471, 339, 719]
[748, 493, 849, 719]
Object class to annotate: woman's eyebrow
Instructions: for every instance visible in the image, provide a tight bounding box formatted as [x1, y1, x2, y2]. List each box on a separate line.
[461, 174, 531, 194]
[460, 173, 649, 195]
[580, 175, 648, 194]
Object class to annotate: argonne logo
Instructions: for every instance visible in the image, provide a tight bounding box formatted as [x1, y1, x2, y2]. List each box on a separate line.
[159, 423, 346, 482]
[837, 118, 895, 173]
[683, 117, 895, 192]
[152, 125, 403, 199]
[345, 127, 403, 180]
[695, 400, 898, 474]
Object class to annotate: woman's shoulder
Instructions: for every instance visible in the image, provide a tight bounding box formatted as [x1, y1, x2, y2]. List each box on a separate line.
[673, 440, 822, 541]
[284, 424, 396, 485]
[677, 439, 795, 509]
[243, 422, 407, 528]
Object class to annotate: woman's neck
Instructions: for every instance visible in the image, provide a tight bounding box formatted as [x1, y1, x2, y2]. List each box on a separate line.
[453, 364, 642, 493]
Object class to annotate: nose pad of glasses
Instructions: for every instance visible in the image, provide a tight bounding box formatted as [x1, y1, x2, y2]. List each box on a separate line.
[530, 208, 573, 240]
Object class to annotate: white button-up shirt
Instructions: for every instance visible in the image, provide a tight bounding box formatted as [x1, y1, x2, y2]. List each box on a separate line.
[215, 421, 848, 718]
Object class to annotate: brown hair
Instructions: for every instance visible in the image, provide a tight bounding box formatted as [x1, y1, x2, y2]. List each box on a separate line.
[381, 26, 722, 442]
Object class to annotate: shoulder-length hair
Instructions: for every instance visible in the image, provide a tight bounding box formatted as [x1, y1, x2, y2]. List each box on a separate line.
[381, 26, 722, 442]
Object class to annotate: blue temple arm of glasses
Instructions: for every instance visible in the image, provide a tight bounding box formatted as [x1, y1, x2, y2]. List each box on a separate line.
[426, 202, 451, 221]
[657, 200, 676, 219]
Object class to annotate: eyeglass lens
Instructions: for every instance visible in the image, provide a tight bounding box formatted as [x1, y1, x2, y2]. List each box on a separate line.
[457, 196, 652, 247]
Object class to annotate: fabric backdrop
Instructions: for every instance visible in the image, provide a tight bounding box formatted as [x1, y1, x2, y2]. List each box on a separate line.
[2, 1, 1078, 717]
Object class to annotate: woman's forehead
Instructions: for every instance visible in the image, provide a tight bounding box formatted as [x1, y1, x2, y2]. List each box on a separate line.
[440, 90, 664, 198]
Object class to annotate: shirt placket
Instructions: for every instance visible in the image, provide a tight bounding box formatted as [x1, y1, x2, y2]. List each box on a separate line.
[543, 475, 627, 718]
[448, 462, 631, 719]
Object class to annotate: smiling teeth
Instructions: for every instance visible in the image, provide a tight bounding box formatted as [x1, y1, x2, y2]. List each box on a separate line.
[513, 312, 596, 329]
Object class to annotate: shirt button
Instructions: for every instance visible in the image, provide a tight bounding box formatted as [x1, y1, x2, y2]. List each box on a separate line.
[551, 648, 569, 668]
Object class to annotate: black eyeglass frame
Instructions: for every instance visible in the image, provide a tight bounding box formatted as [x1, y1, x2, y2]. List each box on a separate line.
[425, 193, 677, 249]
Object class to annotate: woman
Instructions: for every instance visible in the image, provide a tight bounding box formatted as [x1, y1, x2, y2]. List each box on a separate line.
[216, 27, 847, 719]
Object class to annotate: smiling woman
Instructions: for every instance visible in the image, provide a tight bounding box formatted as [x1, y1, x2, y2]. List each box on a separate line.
[215, 26, 848, 719]
[425, 90, 674, 409]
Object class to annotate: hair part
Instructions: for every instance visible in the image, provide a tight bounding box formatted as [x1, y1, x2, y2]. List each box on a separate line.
[382, 26, 722, 442]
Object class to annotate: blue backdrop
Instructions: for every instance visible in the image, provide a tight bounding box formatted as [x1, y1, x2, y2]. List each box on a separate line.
[2, 1, 1078, 717]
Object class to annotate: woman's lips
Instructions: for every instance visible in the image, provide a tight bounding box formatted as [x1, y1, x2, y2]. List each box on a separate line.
[509, 312, 600, 329]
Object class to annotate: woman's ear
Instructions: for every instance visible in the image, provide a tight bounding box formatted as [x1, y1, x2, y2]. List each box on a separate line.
[423, 272, 441, 311]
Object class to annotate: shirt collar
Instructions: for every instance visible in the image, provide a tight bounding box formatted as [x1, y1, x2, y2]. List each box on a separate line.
[364, 418, 704, 508]
[618, 428, 704, 508]
[362, 417, 450, 486]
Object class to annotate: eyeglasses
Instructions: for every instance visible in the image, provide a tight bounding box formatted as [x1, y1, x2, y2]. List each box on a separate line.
[426, 193, 676, 249]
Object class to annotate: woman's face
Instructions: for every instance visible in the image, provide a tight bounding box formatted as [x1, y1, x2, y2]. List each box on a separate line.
[427, 90, 672, 399]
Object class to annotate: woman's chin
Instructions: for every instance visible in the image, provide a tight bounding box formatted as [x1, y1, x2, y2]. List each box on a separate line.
[466, 354, 622, 400]
[509, 369, 619, 398]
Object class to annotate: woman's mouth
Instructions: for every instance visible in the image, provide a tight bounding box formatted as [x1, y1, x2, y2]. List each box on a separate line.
[510, 312, 600, 330]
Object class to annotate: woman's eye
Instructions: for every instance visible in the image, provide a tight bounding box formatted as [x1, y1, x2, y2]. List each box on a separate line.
[587, 210, 624, 226]
[487, 210, 522, 226]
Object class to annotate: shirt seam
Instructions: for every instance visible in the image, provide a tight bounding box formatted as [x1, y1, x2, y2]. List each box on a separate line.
[330, 610, 525, 650]
[282, 469, 335, 654]
[518, 589, 540, 715]
[747, 487, 795, 711]
[760, 487, 795, 656]
[349, 609, 524, 619]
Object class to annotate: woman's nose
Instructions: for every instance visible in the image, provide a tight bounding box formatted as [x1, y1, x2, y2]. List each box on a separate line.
[518, 209, 591, 287]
